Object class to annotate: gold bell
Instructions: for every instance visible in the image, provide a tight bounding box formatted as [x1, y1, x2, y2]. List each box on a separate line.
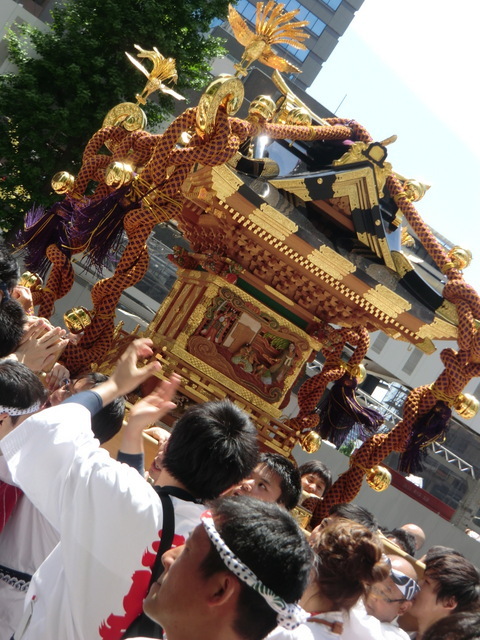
[248, 95, 276, 122]
[18, 271, 43, 291]
[51, 171, 75, 195]
[366, 465, 391, 492]
[454, 393, 479, 420]
[300, 431, 322, 453]
[105, 162, 135, 188]
[447, 246, 472, 271]
[64, 306, 92, 334]
[349, 363, 367, 384]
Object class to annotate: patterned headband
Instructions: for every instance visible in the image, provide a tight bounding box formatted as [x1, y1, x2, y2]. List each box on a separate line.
[0, 401, 41, 416]
[390, 568, 420, 601]
[201, 513, 308, 630]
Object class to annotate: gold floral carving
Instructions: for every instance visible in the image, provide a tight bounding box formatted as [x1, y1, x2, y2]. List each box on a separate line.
[248, 203, 298, 240]
[417, 317, 458, 341]
[363, 284, 411, 318]
[307, 245, 355, 281]
[269, 178, 312, 202]
[331, 168, 378, 210]
[391, 250, 414, 278]
[210, 165, 244, 201]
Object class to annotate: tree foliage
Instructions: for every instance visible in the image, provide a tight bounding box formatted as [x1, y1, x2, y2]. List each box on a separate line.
[0, 0, 229, 230]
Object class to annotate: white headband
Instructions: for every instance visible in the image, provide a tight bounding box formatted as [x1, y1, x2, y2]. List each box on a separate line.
[201, 513, 308, 630]
[0, 401, 41, 416]
[390, 568, 420, 601]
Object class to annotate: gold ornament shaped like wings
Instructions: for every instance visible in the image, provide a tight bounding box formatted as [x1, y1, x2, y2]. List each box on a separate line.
[228, 1, 309, 76]
[125, 44, 185, 104]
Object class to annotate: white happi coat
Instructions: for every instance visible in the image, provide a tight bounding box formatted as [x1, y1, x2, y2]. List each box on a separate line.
[0, 403, 203, 640]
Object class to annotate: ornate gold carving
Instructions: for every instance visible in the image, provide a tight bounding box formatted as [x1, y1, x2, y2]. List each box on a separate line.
[249, 203, 298, 240]
[307, 245, 355, 281]
[436, 300, 459, 325]
[331, 168, 379, 210]
[363, 284, 411, 318]
[269, 177, 312, 202]
[271, 70, 330, 127]
[229, 2, 309, 77]
[417, 317, 457, 341]
[196, 76, 244, 135]
[125, 44, 184, 104]
[210, 165, 244, 201]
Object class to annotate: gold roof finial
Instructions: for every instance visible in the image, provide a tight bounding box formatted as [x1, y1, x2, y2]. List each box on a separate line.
[125, 44, 185, 104]
[228, 1, 309, 77]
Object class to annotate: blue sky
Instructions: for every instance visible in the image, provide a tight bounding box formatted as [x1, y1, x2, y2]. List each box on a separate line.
[308, 0, 480, 290]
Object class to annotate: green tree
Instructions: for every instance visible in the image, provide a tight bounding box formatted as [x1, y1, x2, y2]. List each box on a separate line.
[0, 0, 229, 231]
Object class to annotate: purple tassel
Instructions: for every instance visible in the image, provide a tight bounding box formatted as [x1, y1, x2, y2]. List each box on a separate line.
[69, 185, 138, 273]
[14, 201, 75, 279]
[318, 373, 385, 447]
[399, 402, 451, 474]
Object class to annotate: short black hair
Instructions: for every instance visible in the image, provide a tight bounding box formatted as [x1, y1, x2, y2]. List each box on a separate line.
[79, 372, 125, 444]
[298, 460, 332, 493]
[259, 452, 301, 510]
[329, 503, 378, 532]
[201, 497, 313, 640]
[385, 528, 416, 557]
[0, 298, 26, 357]
[425, 553, 480, 613]
[423, 611, 480, 640]
[163, 400, 259, 501]
[0, 359, 46, 423]
[0, 239, 20, 292]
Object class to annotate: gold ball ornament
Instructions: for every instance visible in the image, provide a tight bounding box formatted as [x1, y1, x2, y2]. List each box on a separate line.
[64, 307, 92, 334]
[300, 430, 322, 453]
[454, 393, 479, 420]
[248, 95, 276, 122]
[366, 465, 391, 492]
[349, 363, 367, 384]
[285, 107, 312, 126]
[447, 246, 472, 271]
[51, 171, 75, 195]
[105, 162, 135, 188]
[18, 271, 43, 291]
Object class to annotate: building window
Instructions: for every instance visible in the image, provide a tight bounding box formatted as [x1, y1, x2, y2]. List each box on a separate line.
[321, 0, 343, 10]
[402, 348, 423, 375]
[371, 332, 389, 354]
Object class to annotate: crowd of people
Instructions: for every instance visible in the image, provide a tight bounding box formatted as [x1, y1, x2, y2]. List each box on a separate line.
[1, 238, 479, 640]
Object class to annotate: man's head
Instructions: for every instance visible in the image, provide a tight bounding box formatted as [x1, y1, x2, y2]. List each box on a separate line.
[385, 528, 417, 557]
[0, 240, 26, 357]
[364, 554, 419, 623]
[298, 460, 332, 498]
[49, 372, 125, 444]
[162, 400, 259, 501]
[400, 523, 425, 551]
[422, 611, 480, 640]
[143, 497, 313, 640]
[224, 452, 301, 510]
[0, 359, 46, 433]
[409, 552, 480, 631]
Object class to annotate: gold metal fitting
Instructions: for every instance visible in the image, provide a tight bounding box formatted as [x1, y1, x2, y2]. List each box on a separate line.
[446, 246, 472, 271]
[403, 179, 430, 202]
[340, 361, 367, 383]
[64, 306, 92, 334]
[454, 393, 479, 420]
[51, 171, 75, 195]
[196, 75, 244, 136]
[248, 95, 276, 122]
[300, 430, 322, 453]
[285, 107, 312, 126]
[366, 465, 392, 492]
[105, 162, 135, 188]
[18, 271, 43, 291]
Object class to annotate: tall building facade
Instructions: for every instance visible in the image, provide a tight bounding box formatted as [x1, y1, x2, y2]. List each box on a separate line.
[212, 0, 365, 91]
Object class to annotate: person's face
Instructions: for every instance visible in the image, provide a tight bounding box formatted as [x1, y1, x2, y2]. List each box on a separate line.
[225, 462, 283, 504]
[364, 577, 409, 623]
[409, 574, 452, 629]
[48, 376, 95, 406]
[143, 524, 213, 635]
[148, 435, 170, 481]
[301, 473, 327, 498]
